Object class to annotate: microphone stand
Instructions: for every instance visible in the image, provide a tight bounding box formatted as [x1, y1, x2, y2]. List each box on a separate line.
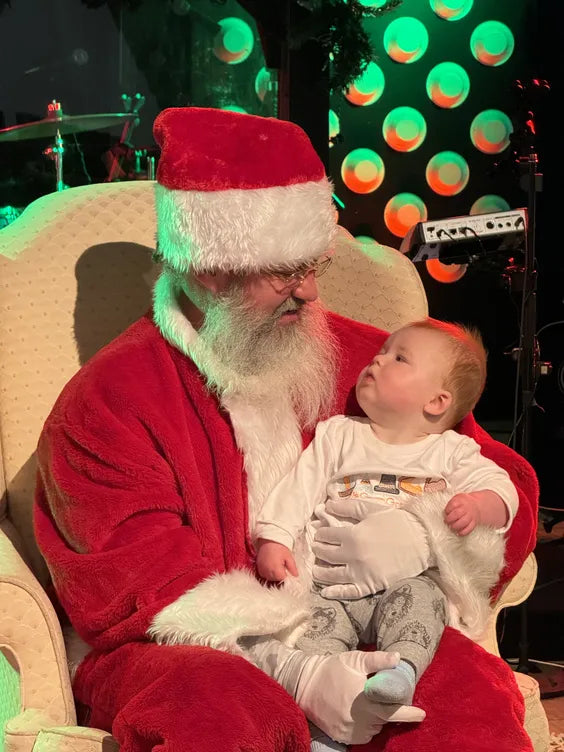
[513, 144, 540, 676]
[505, 80, 564, 698]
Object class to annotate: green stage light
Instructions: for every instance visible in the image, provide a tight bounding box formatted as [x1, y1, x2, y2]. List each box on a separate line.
[426, 151, 469, 196]
[426, 62, 470, 109]
[358, 0, 388, 8]
[221, 105, 247, 113]
[341, 148, 385, 194]
[384, 193, 428, 237]
[255, 67, 276, 102]
[470, 21, 514, 67]
[344, 61, 385, 106]
[213, 17, 254, 65]
[384, 17, 429, 64]
[470, 109, 513, 154]
[430, 0, 473, 21]
[355, 235, 391, 263]
[470, 195, 511, 214]
[382, 107, 426, 152]
[329, 109, 340, 147]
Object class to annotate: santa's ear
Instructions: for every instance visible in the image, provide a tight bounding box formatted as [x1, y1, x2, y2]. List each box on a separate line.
[425, 389, 453, 417]
[193, 270, 233, 294]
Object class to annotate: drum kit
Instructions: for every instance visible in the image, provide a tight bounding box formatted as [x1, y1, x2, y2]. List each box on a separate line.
[0, 98, 155, 224]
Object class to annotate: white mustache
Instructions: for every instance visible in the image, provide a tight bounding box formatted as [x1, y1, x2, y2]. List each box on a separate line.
[275, 300, 304, 317]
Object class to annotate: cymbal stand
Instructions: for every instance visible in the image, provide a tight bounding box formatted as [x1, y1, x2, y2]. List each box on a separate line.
[43, 128, 67, 192]
[42, 100, 68, 192]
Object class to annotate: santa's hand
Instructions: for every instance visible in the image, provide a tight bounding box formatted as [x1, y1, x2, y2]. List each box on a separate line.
[295, 649, 425, 745]
[311, 502, 432, 599]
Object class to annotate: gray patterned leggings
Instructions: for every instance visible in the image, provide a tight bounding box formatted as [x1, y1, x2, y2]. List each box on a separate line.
[295, 574, 447, 680]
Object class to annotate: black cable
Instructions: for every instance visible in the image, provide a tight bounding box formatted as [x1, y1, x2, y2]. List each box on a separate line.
[532, 576, 564, 592]
[537, 320, 564, 337]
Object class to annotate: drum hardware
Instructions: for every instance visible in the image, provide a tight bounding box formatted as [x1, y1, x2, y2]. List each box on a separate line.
[106, 93, 144, 183]
[0, 99, 139, 192]
[43, 128, 66, 192]
[134, 149, 156, 180]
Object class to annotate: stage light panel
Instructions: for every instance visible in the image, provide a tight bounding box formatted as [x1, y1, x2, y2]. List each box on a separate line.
[426, 62, 470, 108]
[344, 61, 385, 106]
[384, 193, 428, 237]
[426, 258, 468, 283]
[426, 151, 469, 196]
[358, 0, 388, 8]
[213, 17, 254, 65]
[470, 109, 513, 154]
[384, 17, 429, 64]
[470, 195, 511, 215]
[382, 106, 426, 152]
[255, 67, 275, 102]
[470, 21, 514, 67]
[329, 109, 340, 146]
[430, 0, 473, 21]
[221, 105, 247, 113]
[341, 148, 385, 194]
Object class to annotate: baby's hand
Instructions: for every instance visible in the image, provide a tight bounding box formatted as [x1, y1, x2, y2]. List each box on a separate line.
[256, 539, 298, 581]
[444, 493, 481, 536]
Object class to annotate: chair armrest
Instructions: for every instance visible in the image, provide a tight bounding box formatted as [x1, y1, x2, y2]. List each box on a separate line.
[0, 529, 76, 727]
[5, 712, 118, 752]
[5, 710, 56, 752]
[476, 552, 538, 656]
[33, 726, 119, 752]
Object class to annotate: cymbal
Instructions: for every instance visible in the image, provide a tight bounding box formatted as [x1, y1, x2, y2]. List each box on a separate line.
[0, 112, 138, 142]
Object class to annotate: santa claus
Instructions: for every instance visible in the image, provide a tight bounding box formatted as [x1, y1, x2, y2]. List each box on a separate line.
[35, 106, 538, 752]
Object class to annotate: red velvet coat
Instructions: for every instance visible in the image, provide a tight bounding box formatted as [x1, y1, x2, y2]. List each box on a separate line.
[34, 311, 538, 752]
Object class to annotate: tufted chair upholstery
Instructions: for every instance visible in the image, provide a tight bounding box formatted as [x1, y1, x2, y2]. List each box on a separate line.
[0, 181, 549, 752]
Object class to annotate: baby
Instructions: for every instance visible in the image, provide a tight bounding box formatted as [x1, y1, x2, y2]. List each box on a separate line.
[255, 318, 518, 751]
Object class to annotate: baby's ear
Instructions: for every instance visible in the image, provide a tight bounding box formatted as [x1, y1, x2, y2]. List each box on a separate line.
[425, 389, 452, 417]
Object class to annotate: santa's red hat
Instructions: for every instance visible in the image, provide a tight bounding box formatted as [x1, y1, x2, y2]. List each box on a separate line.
[153, 107, 336, 274]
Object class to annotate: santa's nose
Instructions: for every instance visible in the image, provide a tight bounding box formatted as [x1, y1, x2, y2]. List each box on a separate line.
[292, 272, 318, 302]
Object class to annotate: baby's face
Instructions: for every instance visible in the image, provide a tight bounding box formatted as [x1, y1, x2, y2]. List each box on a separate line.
[356, 327, 451, 423]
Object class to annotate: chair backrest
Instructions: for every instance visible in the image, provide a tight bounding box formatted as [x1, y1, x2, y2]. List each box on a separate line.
[0, 180, 428, 581]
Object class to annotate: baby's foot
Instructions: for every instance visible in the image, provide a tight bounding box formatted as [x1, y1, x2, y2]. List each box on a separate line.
[364, 660, 416, 705]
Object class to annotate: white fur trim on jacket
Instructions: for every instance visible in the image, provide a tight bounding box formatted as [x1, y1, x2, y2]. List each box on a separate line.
[403, 491, 506, 640]
[154, 179, 336, 274]
[148, 568, 311, 655]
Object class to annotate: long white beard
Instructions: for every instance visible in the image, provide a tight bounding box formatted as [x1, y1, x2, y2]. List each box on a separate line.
[154, 271, 340, 529]
[188, 284, 339, 431]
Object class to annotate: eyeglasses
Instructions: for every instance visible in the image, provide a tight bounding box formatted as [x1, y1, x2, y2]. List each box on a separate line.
[266, 255, 333, 293]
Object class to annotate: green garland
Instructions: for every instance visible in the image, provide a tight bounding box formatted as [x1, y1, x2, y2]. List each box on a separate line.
[292, 0, 402, 90]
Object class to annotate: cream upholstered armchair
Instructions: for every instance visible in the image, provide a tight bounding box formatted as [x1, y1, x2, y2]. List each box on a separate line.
[0, 181, 549, 752]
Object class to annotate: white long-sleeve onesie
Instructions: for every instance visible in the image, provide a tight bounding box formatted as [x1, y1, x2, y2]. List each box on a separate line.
[255, 415, 519, 572]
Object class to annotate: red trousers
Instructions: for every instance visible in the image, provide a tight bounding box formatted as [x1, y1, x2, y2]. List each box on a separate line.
[74, 628, 533, 752]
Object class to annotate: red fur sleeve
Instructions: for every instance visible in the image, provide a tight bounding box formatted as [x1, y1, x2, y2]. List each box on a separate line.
[34, 346, 246, 651]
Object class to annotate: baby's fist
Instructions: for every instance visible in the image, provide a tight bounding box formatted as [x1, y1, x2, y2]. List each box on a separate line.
[256, 539, 298, 581]
[444, 493, 480, 536]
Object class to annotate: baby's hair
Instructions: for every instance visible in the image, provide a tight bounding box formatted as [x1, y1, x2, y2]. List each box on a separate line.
[406, 318, 487, 428]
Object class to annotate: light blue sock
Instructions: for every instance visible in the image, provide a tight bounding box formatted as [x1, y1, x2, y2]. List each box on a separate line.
[364, 659, 416, 705]
[309, 723, 347, 752]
